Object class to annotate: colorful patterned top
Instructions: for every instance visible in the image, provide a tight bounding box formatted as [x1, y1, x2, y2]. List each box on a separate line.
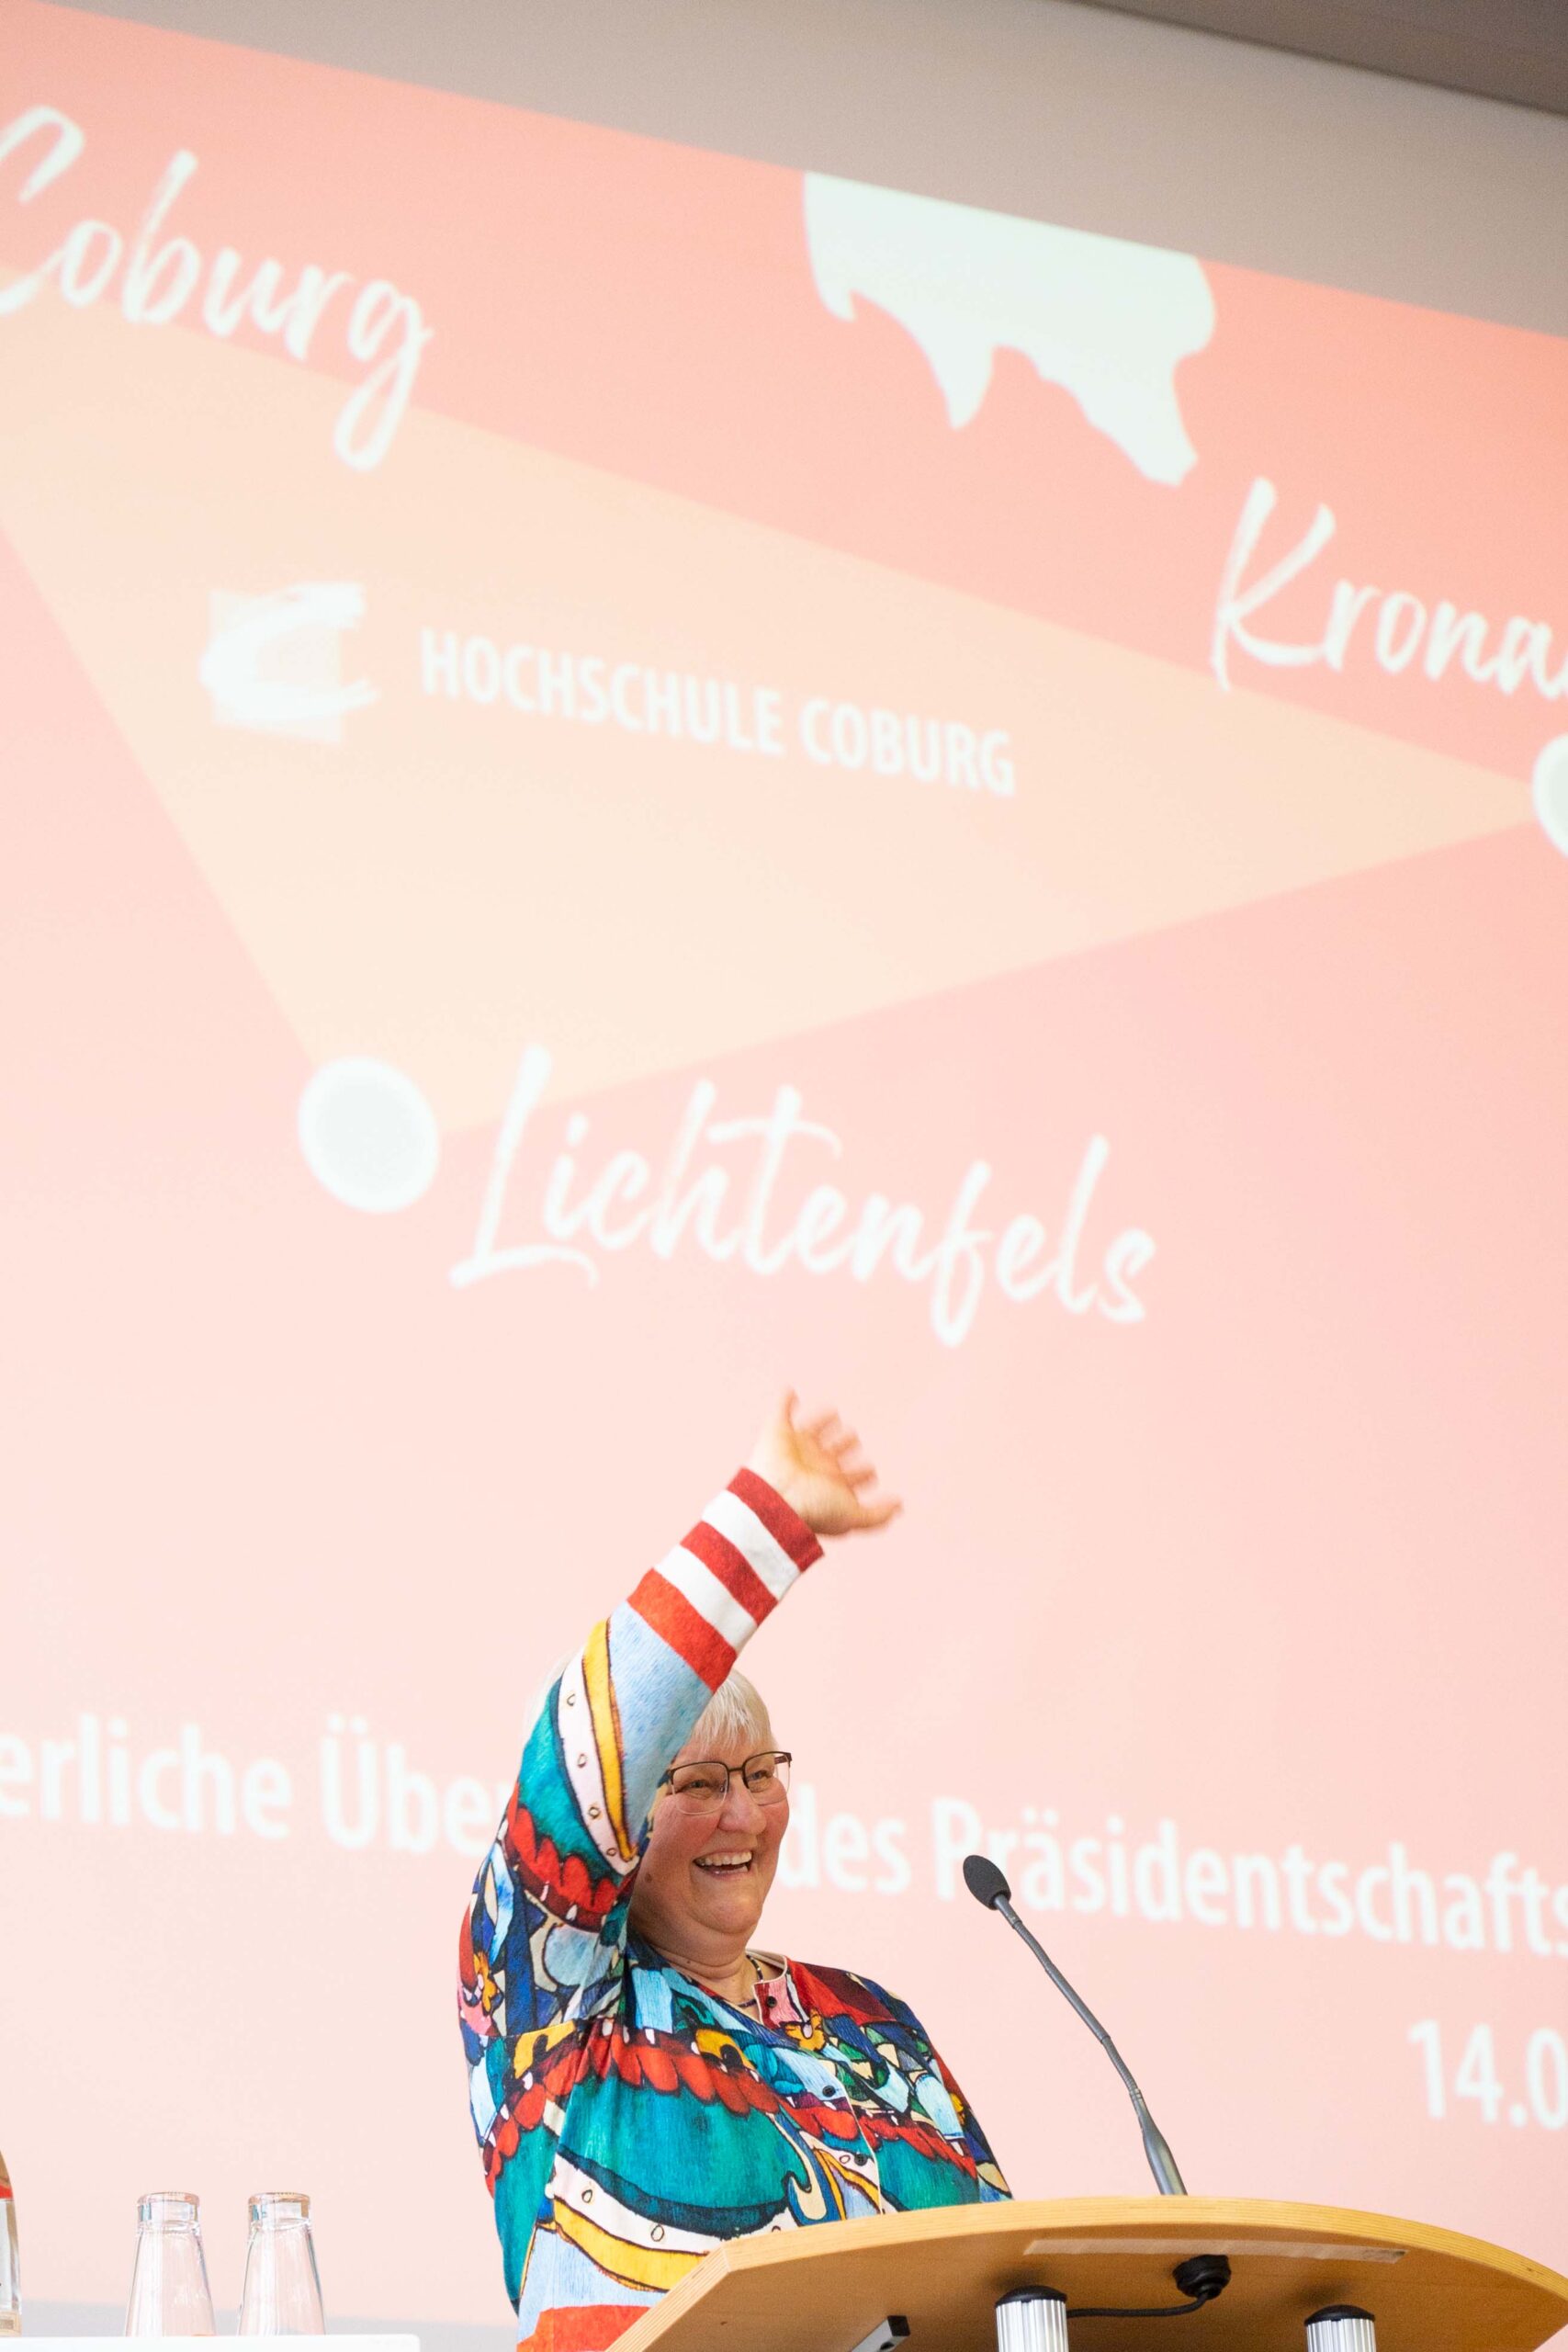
[458, 1467, 1009, 2352]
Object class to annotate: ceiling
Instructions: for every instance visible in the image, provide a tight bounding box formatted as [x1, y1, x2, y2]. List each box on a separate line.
[1078, 0, 1568, 112]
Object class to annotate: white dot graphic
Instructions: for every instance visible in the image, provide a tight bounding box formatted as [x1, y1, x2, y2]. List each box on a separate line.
[1531, 734, 1568, 855]
[298, 1057, 440, 1213]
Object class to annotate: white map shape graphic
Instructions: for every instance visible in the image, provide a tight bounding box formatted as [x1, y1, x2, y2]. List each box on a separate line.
[1531, 733, 1568, 856]
[804, 174, 1215, 485]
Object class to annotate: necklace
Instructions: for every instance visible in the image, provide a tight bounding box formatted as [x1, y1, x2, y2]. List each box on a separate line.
[694, 1953, 766, 2013]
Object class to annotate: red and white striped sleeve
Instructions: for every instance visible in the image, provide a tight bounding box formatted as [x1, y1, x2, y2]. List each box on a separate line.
[626, 1467, 823, 1691]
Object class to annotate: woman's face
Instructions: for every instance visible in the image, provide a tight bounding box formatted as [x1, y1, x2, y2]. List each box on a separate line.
[628, 1729, 789, 1966]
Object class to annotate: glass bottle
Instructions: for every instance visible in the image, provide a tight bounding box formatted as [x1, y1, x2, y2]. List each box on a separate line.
[125, 2191, 216, 2335]
[0, 2146, 19, 2337]
[237, 2192, 325, 2335]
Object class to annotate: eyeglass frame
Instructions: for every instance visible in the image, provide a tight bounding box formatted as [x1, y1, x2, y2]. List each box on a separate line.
[656, 1748, 793, 1807]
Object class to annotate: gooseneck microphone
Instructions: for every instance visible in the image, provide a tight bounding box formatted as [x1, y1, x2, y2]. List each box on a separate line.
[962, 1852, 1188, 2198]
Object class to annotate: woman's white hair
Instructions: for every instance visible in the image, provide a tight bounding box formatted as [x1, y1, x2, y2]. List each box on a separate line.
[525, 1656, 773, 1764]
[687, 1667, 772, 1756]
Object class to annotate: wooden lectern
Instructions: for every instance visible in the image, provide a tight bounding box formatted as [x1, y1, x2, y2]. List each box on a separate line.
[615, 2199, 1568, 2352]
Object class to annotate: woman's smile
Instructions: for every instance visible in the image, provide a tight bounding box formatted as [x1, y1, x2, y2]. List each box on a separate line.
[694, 1849, 755, 1875]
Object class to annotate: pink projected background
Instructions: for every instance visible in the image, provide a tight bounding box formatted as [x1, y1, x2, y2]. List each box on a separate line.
[4, 0, 1568, 2327]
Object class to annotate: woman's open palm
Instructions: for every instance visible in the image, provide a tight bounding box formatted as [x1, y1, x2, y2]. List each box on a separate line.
[747, 1393, 901, 1538]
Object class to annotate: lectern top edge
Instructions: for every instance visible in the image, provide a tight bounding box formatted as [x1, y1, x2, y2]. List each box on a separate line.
[702, 2194, 1568, 2291]
[614, 2194, 1568, 2352]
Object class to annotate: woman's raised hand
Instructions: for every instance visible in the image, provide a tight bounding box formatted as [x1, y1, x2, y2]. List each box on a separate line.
[747, 1393, 902, 1538]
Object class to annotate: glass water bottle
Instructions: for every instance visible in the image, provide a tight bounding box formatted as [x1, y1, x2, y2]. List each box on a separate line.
[125, 2191, 216, 2335]
[237, 2191, 325, 2334]
[0, 2147, 19, 2337]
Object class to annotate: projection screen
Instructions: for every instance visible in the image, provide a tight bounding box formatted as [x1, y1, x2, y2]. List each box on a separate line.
[5, 0, 1568, 2335]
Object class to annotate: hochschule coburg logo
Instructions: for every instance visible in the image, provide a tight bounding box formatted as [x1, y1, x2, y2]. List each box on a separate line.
[200, 583, 378, 743]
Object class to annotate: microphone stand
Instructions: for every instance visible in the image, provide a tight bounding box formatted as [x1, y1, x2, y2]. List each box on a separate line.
[964, 1852, 1230, 2320]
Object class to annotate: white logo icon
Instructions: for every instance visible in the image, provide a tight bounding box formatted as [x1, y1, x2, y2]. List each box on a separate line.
[804, 174, 1214, 485]
[200, 582, 378, 742]
[299, 1057, 441, 1214]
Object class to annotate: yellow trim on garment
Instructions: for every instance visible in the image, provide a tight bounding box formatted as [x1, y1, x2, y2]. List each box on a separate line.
[582, 1620, 636, 1866]
[554, 2200, 703, 2293]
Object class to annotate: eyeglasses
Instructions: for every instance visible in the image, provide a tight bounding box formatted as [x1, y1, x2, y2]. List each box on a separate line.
[658, 1750, 792, 1811]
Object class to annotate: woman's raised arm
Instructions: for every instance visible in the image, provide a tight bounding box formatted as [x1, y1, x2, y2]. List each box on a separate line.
[457, 1398, 897, 2139]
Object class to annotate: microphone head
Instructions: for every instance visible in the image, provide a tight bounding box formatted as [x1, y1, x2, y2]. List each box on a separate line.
[963, 1852, 1012, 1909]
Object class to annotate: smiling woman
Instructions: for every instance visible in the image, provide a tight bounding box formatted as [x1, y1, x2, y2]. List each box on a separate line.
[627, 1715, 793, 2009]
[458, 1396, 1009, 2352]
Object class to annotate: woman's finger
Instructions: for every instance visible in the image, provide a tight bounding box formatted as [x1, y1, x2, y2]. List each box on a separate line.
[852, 1494, 902, 1528]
